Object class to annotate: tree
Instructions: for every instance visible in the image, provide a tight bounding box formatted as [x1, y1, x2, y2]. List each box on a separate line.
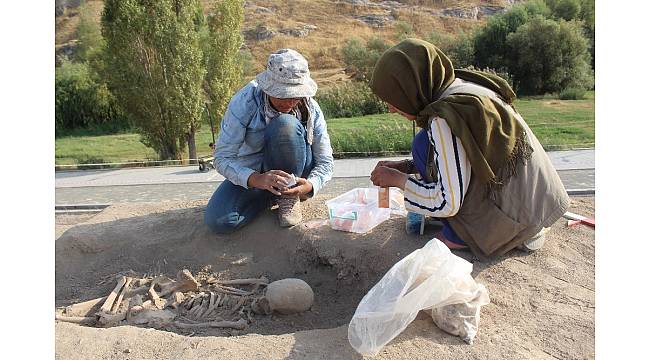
[76, 0, 104, 63]
[101, 0, 205, 160]
[547, 0, 581, 21]
[200, 0, 244, 148]
[473, 1, 548, 70]
[55, 59, 125, 135]
[506, 16, 593, 95]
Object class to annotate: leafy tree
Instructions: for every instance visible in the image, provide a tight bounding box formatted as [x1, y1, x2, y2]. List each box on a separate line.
[472, 0, 552, 71]
[76, 0, 104, 63]
[506, 16, 593, 95]
[547, 0, 581, 21]
[579, 0, 595, 69]
[55, 59, 126, 135]
[200, 0, 244, 150]
[101, 0, 205, 160]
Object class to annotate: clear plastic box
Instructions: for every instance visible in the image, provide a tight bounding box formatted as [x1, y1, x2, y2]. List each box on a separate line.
[325, 187, 403, 234]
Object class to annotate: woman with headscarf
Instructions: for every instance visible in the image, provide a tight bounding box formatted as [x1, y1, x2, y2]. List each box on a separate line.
[369, 38, 569, 259]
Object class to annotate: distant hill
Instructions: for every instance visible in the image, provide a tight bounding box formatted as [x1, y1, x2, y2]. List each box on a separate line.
[55, 0, 518, 86]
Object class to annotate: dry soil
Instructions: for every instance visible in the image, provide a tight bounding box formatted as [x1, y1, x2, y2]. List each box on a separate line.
[55, 195, 595, 359]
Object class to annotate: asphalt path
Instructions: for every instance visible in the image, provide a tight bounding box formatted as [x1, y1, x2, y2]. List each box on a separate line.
[55, 150, 594, 205]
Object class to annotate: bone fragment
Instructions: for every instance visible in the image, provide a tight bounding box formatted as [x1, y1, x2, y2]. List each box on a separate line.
[126, 294, 144, 322]
[100, 276, 128, 314]
[112, 277, 133, 313]
[55, 315, 96, 325]
[195, 296, 211, 318]
[251, 296, 271, 315]
[228, 296, 248, 315]
[173, 318, 248, 330]
[65, 297, 107, 317]
[214, 285, 251, 296]
[200, 292, 216, 318]
[127, 309, 176, 326]
[159, 269, 199, 297]
[164, 292, 185, 310]
[97, 311, 127, 327]
[133, 278, 150, 287]
[148, 287, 165, 310]
[205, 293, 222, 317]
[209, 277, 269, 286]
[125, 285, 149, 297]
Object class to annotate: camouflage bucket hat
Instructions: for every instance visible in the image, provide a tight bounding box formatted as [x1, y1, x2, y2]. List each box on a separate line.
[255, 49, 318, 98]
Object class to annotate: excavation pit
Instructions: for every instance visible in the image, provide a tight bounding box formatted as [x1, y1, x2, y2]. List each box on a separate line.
[55, 200, 434, 337]
[55, 197, 595, 359]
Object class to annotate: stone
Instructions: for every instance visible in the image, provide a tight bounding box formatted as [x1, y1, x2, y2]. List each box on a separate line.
[354, 14, 395, 28]
[243, 25, 277, 41]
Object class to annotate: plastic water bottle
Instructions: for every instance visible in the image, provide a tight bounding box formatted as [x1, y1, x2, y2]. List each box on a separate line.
[406, 211, 424, 235]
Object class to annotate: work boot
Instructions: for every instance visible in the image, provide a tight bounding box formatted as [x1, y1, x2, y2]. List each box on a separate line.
[277, 194, 302, 227]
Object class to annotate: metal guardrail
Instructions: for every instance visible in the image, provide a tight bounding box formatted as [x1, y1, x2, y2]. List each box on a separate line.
[55, 203, 111, 214]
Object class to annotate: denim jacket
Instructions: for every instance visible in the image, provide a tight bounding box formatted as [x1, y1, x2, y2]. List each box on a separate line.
[214, 80, 334, 195]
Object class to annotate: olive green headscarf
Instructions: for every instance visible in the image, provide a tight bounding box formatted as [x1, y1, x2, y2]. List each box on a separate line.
[369, 38, 532, 193]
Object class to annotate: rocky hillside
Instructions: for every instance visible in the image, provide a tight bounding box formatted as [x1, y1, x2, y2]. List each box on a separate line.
[55, 0, 519, 85]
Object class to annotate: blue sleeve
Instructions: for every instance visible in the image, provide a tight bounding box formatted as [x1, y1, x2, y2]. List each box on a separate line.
[306, 99, 334, 196]
[214, 86, 256, 188]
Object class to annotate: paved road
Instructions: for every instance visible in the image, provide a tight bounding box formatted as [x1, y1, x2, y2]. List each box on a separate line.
[55, 150, 594, 205]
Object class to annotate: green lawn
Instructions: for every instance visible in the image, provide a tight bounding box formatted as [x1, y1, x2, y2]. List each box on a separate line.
[55, 92, 595, 166]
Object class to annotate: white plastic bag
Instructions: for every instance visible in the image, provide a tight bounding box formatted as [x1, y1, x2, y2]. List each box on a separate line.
[429, 284, 489, 344]
[348, 238, 490, 356]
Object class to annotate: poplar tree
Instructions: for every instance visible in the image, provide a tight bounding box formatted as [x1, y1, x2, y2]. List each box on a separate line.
[101, 0, 205, 160]
[201, 0, 244, 130]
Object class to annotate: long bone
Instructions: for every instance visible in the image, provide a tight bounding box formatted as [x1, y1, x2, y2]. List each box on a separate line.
[173, 318, 248, 330]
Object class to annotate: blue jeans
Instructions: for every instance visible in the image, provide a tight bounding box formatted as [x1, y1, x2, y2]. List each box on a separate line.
[411, 129, 466, 245]
[204, 114, 314, 234]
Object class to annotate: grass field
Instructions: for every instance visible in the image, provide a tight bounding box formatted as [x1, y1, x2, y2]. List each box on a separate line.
[55, 92, 595, 166]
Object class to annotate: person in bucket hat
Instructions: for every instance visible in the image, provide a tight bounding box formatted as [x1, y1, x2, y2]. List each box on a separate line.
[204, 49, 333, 233]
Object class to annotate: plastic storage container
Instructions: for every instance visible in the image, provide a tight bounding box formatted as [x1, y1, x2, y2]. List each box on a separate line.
[326, 188, 399, 233]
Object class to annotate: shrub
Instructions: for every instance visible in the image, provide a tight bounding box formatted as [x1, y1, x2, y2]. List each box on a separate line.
[395, 20, 414, 40]
[506, 16, 593, 95]
[445, 32, 475, 68]
[558, 87, 586, 100]
[426, 30, 454, 51]
[342, 36, 391, 82]
[316, 82, 388, 118]
[55, 60, 127, 135]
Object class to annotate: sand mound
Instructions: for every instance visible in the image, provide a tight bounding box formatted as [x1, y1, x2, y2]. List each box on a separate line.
[55, 197, 595, 359]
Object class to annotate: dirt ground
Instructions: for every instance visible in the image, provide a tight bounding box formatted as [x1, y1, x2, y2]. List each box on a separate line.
[55, 195, 595, 359]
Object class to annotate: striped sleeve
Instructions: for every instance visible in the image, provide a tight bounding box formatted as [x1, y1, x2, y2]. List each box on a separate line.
[403, 117, 471, 217]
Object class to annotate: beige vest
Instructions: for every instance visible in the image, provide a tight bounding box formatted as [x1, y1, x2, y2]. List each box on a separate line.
[432, 79, 570, 258]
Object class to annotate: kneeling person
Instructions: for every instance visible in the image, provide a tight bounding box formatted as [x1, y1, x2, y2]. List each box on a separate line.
[205, 49, 334, 233]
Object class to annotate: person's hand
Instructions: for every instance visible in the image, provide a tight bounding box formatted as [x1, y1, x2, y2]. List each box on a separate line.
[375, 159, 409, 173]
[248, 170, 293, 195]
[370, 166, 408, 189]
[280, 177, 313, 197]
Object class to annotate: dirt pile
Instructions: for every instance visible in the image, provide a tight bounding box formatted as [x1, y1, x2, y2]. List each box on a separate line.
[55, 196, 595, 359]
